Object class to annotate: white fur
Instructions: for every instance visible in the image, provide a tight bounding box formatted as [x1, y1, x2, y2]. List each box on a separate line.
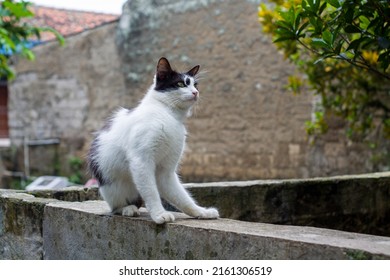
[93, 74, 219, 224]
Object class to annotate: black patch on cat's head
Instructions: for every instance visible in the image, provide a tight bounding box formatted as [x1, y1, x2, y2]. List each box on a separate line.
[154, 57, 200, 92]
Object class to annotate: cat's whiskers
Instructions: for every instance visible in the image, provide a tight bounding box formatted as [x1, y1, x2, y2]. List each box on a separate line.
[195, 69, 208, 81]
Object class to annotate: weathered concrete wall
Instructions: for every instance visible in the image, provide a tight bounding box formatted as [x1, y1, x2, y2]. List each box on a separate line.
[186, 172, 390, 237]
[26, 172, 390, 237]
[9, 22, 126, 147]
[0, 191, 56, 259]
[2, 173, 390, 259]
[8, 22, 126, 176]
[1, 190, 389, 260]
[9, 0, 375, 181]
[43, 201, 390, 260]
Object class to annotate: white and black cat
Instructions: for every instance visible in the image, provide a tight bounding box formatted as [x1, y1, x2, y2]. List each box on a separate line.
[87, 57, 219, 224]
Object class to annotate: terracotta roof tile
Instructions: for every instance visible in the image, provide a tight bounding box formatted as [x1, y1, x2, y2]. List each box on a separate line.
[26, 5, 119, 41]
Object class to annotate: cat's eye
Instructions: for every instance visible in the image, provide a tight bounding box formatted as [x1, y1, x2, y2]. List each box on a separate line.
[177, 82, 185, 88]
[194, 82, 198, 89]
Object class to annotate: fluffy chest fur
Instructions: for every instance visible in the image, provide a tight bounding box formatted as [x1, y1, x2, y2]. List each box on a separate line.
[104, 102, 187, 169]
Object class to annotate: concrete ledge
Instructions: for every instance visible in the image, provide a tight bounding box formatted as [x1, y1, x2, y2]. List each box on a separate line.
[1, 189, 390, 259]
[22, 172, 390, 237]
[42, 200, 390, 260]
[2, 173, 390, 259]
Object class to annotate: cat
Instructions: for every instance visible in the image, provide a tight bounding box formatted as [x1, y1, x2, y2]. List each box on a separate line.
[87, 57, 219, 224]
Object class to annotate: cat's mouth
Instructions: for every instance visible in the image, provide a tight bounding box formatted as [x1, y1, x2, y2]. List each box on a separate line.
[184, 95, 198, 102]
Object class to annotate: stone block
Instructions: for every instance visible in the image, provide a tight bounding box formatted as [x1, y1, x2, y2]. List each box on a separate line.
[0, 190, 56, 259]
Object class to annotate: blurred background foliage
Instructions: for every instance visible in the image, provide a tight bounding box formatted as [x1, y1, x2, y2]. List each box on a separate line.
[0, 0, 64, 80]
[258, 0, 390, 153]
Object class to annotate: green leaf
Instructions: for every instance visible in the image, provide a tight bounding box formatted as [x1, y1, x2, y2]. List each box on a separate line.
[21, 48, 35, 60]
[3, 1, 34, 18]
[279, 8, 294, 23]
[307, 0, 321, 14]
[0, 27, 9, 36]
[302, 0, 308, 11]
[294, 13, 302, 32]
[0, 34, 16, 50]
[306, 0, 321, 13]
[319, 1, 327, 15]
[308, 16, 323, 35]
[322, 30, 333, 46]
[274, 35, 297, 43]
[311, 38, 331, 49]
[275, 20, 293, 31]
[275, 26, 295, 37]
[0, 55, 15, 80]
[338, 52, 354, 59]
[326, 0, 340, 8]
[359, 16, 371, 30]
[297, 21, 310, 37]
[39, 27, 65, 46]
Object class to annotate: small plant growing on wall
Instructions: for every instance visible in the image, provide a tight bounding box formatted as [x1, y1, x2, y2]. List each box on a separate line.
[68, 156, 84, 185]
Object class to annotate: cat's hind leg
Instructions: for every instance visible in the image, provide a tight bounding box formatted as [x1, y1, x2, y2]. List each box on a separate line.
[121, 204, 141, 216]
[99, 180, 142, 217]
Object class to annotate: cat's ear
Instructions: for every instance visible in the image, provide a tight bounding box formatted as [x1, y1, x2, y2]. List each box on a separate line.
[187, 65, 200, 77]
[156, 57, 173, 80]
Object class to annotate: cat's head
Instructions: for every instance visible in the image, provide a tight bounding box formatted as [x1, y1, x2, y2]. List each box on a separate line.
[153, 57, 200, 109]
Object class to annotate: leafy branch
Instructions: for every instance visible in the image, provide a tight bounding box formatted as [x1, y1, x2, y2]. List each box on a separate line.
[259, 0, 390, 158]
[0, 0, 64, 80]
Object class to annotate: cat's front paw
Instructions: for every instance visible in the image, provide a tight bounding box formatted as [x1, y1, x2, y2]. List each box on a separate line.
[197, 207, 219, 219]
[151, 211, 175, 224]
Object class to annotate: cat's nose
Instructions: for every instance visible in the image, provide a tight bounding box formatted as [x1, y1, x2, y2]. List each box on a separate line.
[192, 91, 198, 97]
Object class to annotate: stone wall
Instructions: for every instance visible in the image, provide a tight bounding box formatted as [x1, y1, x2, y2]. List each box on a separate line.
[8, 0, 374, 181]
[2, 173, 390, 259]
[31, 172, 390, 238]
